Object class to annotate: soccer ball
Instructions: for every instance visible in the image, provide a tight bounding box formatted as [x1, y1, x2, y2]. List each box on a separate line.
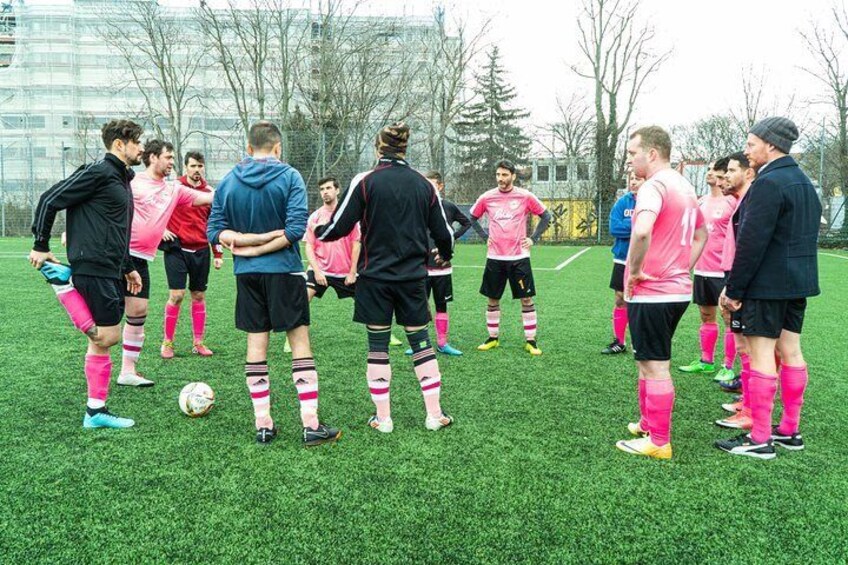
[178, 382, 215, 417]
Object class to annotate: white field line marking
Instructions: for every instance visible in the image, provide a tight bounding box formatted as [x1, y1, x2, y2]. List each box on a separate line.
[821, 252, 848, 260]
[555, 247, 591, 271]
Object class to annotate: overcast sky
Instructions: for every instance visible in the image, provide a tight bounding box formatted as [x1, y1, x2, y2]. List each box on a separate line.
[361, 0, 835, 130]
[31, 0, 837, 131]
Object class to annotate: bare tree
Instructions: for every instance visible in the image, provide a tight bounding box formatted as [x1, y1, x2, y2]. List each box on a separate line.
[800, 6, 848, 217]
[415, 7, 489, 175]
[100, 1, 204, 174]
[551, 93, 595, 158]
[671, 114, 741, 162]
[730, 67, 798, 136]
[572, 0, 670, 205]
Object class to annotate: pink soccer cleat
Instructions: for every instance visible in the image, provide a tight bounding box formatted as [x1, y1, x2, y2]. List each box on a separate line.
[192, 342, 214, 357]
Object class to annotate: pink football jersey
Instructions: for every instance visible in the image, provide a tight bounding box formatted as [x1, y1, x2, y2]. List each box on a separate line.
[306, 205, 361, 277]
[694, 194, 736, 277]
[625, 168, 704, 303]
[470, 187, 547, 260]
[130, 172, 197, 261]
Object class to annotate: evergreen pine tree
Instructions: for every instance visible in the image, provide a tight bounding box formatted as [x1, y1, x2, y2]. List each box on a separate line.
[454, 46, 532, 201]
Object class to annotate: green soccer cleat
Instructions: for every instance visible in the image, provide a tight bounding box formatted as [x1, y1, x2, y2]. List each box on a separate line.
[477, 337, 499, 351]
[678, 359, 716, 374]
[389, 334, 403, 346]
[713, 367, 736, 382]
[284, 337, 292, 354]
[83, 409, 135, 429]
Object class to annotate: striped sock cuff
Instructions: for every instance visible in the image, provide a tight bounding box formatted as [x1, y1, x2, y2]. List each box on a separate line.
[126, 315, 146, 326]
[367, 327, 391, 353]
[245, 361, 269, 378]
[292, 357, 316, 373]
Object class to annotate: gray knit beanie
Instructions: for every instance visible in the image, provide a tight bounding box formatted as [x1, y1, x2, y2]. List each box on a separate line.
[749, 117, 799, 154]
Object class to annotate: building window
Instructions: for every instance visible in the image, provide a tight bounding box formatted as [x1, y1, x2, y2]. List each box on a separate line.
[537, 165, 549, 182]
[577, 162, 590, 180]
[555, 165, 568, 181]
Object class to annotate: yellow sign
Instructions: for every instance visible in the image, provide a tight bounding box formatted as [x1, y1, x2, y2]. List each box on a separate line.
[533, 199, 597, 240]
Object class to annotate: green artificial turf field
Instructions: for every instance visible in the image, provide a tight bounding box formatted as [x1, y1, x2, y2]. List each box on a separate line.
[1, 238, 846, 563]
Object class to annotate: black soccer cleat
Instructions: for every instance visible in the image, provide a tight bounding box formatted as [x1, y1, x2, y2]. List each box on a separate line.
[601, 340, 627, 355]
[715, 433, 776, 460]
[256, 427, 277, 444]
[718, 377, 742, 393]
[303, 423, 341, 447]
[771, 425, 805, 451]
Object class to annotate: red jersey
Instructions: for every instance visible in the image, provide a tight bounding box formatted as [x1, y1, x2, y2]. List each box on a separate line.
[167, 176, 222, 258]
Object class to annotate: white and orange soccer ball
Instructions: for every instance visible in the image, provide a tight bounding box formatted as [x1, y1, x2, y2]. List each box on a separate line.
[178, 382, 215, 417]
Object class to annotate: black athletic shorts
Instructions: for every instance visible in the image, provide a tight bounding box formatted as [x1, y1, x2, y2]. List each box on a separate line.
[693, 274, 724, 307]
[609, 262, 625, 292]
[741, 298, 807, 338]
[74, 274, 125, 327]
[480, 258, 536, 300]
[306, 270, 356, 299]
[123, 256, 151, 299]
[627, 301, 689, 361]
[235, 273, 309, 333]
[354, 277, 429, 327]
[730, 310, 744, 334]
[427, 274, 454, 305]
[164, 247, 211, 292]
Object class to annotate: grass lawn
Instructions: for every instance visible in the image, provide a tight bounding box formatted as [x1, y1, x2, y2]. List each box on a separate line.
[1, 238, 846, 563]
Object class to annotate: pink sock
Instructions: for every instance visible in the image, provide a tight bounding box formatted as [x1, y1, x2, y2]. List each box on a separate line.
[522, 304, 537, 341]
[55, 285, 95, 335]
[292, 357, 320, 429]
[740, 355, 752, 417]
[645, 378, 675, 446]
[245, 361, 273, 430]
[748, 370, 778, 444]
[408, 329, 443, 417]
[699, 322, 719, 364]
[637, 378, 648, 431]
[85, 354, 111, 406]
[778, 365, 809, 435]
[367, 352, 392, 420]
[613, 307, 628, 345]
[191, 301, 206, 343]
[164, 303, 180, 342]
[723, 332, 736, 370]
[435, 312, 449, 348]
[486, 306, 500, 339]
[121, 316, 145, 375]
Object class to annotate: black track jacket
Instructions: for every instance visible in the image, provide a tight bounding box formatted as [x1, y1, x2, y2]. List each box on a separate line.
[314, 157, 454, 282]
[32, 153, 135, 280]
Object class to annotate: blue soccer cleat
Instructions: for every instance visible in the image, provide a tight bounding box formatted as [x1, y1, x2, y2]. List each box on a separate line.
[40, 262, 73, 285]
[405, 348, 413, 355]
[437, 343, 463, 356]
[83, 410, 135, 429]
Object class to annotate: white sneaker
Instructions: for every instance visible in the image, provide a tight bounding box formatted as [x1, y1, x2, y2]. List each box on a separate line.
[367, 415, 393, 433]
[117, 372, 154, 387]
[425, 412, 454, 431]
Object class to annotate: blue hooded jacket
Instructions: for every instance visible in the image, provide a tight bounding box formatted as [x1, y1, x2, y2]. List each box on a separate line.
[609, 191, 636, 263]
[207, 156, 307, 275]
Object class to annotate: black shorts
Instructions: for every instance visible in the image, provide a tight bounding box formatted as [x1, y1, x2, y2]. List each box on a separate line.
[480, 258, 536, 300]
[306, 270, 356, 300]
[235, 273, 309, 333]
[693, 275, 724, 307]
[730, 310, 744, 334]
[741, 298, 807, 338]
[609, 262, 625, 292]
[74, 274, 125, 327]
[124, 256, 151, 299]
[164, 247, 211, 292]
[426, 274, 454, 305]
[354, 277, 429, 327]
[627, 301, 689, 361]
